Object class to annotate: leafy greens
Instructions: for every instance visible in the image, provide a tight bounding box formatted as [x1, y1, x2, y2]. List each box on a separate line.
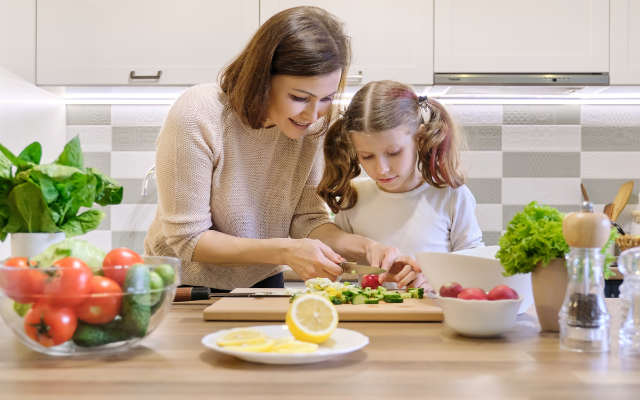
[0, 136, 123, 240]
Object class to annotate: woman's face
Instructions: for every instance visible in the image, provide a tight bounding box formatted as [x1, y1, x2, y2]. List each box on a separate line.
[265, 71, 342, 139]
[352, 124, 424, 194]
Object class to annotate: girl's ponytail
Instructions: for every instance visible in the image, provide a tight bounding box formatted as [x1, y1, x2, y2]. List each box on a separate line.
[416, 98, 466, 189]
[317, 117, 361, 214]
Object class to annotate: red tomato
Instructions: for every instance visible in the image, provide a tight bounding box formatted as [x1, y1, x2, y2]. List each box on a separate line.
[102, 248, 144, 287]
[43, 257, 93, 307]
[361, 274, 380, 289]
[75, 276, 122, 324]
[24, 299, 77, 347]
[0, 257, 46, 304]
[458, 288, 488, 300]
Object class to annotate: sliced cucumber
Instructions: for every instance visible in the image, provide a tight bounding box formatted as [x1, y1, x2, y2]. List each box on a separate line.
[385, 297, 404, 303]
[400, 292, 413, 299]
[364, 299, 380, 304]
[378, 287, 388, 292]
[352, 294, 369, 305]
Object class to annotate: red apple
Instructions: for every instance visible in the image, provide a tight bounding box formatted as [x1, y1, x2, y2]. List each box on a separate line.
[361, 274, 380, 289]
[458, 288, 488, 300]
[439, 282, 463, 298]
[488, 284, 519, 300]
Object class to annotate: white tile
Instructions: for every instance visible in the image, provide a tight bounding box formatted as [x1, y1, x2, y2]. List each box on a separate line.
[580, 152, 640, 179]
[581, 105, 640, 125]
[0, 235, 11, 260]
[111, 152, 156, 179]
[74, 230, 112, 253]
[502, 125, 581, 152]
[111, 105, 170, 126]
[502, 178, 581, 205]
[111, 204, 158, 232]
[474, 204, 502, 231]
[66, 125, 112, 152]
[446, 105, 503, 125]
[461, 151, 502, 178]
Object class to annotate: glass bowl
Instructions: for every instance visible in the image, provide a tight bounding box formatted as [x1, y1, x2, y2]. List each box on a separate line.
[0, 256, 180, 356]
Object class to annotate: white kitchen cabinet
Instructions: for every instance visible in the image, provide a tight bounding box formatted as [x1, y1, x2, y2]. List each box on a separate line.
[434, 0, 610, 73]
[610, 0, 640, 84]
[36, 0, 259, 85]
[260, 1, 434, 85]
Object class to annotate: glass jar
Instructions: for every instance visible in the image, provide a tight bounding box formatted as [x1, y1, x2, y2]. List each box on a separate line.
[631, 211, 640, 237]
[618, 247, 640, 360]
[559, 247, 610, 352]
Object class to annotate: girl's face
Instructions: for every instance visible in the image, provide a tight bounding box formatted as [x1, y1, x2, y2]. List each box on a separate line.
[265, 71, 341, 139]
[352, 124, 423, 193]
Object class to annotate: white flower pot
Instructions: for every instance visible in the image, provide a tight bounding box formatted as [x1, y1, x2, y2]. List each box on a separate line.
[10, 232, 66, 258]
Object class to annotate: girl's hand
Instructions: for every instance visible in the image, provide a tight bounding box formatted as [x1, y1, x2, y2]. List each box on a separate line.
[364, 243, 422, 285]
[280, 238, 344, 281]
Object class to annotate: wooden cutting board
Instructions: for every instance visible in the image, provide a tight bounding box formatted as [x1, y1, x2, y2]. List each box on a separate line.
[203, 288, 444, 322]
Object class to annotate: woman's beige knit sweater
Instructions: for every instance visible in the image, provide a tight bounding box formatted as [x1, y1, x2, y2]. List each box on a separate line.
[144, 83, 332, 289]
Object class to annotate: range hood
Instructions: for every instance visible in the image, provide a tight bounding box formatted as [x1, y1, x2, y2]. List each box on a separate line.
[434, 73, 609, 86]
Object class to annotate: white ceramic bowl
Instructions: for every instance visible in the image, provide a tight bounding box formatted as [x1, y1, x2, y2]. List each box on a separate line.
[437, 294, 524, 337]
[415, 246, 533, 314]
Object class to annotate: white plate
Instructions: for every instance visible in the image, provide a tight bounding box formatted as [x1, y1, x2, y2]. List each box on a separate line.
[202, 325, 369, 365]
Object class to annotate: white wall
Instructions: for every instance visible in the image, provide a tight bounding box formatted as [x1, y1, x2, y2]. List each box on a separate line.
[0, 0, 36, 84]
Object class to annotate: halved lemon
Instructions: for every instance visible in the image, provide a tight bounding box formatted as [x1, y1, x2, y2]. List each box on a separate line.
[224, 338, 274, 352]
[286, 294, 338, 344]
[217, 328, 265, 347]
[274, 341, 319, 354]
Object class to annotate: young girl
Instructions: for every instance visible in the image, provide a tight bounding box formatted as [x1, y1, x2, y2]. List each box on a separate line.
[318, 80, 484, 289]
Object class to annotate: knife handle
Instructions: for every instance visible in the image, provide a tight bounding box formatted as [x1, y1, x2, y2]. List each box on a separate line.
[173, 286, 211, 302]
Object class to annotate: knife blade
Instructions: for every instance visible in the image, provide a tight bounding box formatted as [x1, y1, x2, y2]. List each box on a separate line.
[174, 287, 291, 302]
[340, 262, 386, 275]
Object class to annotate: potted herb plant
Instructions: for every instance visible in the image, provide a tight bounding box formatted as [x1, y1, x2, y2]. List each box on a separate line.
[0, 136, 123, 257]
[496, 201, 616, 332]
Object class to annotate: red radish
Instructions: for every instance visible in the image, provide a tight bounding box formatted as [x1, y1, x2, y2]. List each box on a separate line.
[458, 288, 488, 300]
[361, 274, 380, 289]
[439, 282, 463, 298]
[488, 284, 519, 300]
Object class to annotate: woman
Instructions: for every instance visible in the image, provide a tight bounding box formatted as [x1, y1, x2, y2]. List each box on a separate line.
[144, 6, 421, 291]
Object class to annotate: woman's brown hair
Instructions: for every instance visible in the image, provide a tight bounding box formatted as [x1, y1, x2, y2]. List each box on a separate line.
[318, 80, 467, 214]
[219, 6, 351, 131]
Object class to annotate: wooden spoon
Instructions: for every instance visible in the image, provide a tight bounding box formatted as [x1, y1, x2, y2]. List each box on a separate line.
[580, 183, 590, 202]
[611, 181, 634, 222]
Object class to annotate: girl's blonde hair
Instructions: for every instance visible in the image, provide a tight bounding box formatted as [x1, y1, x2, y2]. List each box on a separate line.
[318, 80, 466, 213]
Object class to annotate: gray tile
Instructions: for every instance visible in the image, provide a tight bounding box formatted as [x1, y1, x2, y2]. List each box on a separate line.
[95, 206, 110, 230]
[112, 232, 148, 255]
[466, 179, 501, 203]
[86, 105, 111, 125]
[503, 152, 580, 177]
[581, 126, 640, 151]
[581, 179, 640, 205]
[83, 152, 111, 176]
[112, 126, 161, 151]
[463, 126, 502, 151]
[503, 105, 580, 125]
[482, 231, 502, 246]
[503, 204, 580, 230]
[118, 178, 158, 204]
[66, 105, 87, 125]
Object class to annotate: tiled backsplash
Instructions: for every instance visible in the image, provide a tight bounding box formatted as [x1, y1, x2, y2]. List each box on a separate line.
[65, 103, 640, 254]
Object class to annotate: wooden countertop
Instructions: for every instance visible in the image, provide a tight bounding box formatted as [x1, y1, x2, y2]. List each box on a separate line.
[0, 298, 639, 399]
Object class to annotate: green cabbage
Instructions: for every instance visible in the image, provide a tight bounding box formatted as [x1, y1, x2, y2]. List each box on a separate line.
[32, 238, 106, 271]
[497, 201, 615, 279]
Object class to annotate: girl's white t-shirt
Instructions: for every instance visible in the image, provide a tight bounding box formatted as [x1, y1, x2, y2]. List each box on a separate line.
[334, 178, 484, 261]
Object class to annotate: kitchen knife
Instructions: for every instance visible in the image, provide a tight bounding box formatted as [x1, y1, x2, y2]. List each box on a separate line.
[174, 287, 291, 302]
[340, 262, 386, 275]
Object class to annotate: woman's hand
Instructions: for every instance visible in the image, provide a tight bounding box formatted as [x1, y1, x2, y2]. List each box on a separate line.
[279, 238, 344, 281]
[365, 242, 423, 287]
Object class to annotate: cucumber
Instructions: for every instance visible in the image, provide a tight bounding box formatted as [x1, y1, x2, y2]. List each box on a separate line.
[400, 292, 413, 299]
[122, 265, 152, 338]
[331, 298, 342, 305]
[149, 271, 164, 306]
[378, 287, 388, 292]
[364, 299, 379, 304]
[352, 294, 368, 305]
[72, 320, 132, 347]
[385, 297, 404, 303]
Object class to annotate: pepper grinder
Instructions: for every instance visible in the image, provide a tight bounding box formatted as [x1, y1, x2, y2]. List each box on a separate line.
[559, 201, 611, 352]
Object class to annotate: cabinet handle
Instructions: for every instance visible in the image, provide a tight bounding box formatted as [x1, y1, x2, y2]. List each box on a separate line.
[346, 71, 363, 81]
[130, 70, 163, 80]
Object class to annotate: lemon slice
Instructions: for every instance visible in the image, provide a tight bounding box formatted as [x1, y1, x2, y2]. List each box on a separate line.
[272, 336, 296, 350]
[286, 294, 338, 344]
[224, 338, 274, 352]
[217, 329, 265, 347]
[274, 341, 319, 354]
